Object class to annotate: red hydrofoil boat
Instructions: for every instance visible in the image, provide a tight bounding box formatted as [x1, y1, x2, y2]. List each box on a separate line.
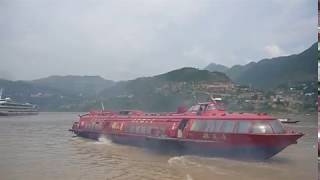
[70, 102, 303, 159]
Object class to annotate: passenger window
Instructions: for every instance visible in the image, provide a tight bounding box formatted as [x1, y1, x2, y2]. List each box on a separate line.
[251, 122, 273, 134]
[269, 120, 285, 134]
[200, 121, 207, 131]
[160, 127, 166, 134]
[141, 126, 146, 134]
[213, 120, 224, 133]
[191, 120, 226, 133]
[146, 126, 151, 135]
[237, 121, 252, 133]
[129, 124, 135, 133]
[221, 121, 236, 133]
[204, 120, 213, 132]
[136, 126, 141, 134]
[202, 120, 218, 132]
[190, 120, 207, 132]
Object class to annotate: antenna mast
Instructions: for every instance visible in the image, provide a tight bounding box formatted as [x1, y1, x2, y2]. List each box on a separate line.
[101, 102, 105, 111]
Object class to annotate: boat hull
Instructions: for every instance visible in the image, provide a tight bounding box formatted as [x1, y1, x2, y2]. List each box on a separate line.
[0, 111, 38, 116]
[74, 130, 301, 160]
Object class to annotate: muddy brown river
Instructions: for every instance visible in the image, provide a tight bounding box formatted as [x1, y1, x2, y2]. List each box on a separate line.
[0, 112, 317, 180]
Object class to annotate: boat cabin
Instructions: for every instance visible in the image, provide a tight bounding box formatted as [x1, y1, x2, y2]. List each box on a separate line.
[77, 110, 286, 142]
[185, 117, 285, 140]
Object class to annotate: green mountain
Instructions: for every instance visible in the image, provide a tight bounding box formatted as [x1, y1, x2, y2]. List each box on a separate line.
[0, 68, 231, 112]
[97, 67, 231, 112]
[156, 67, 230, 83]
[204, 63, 228, 73]
[205, 43, 317, 89]
[32, 75, 115, 96]
[0, 75, 115, 111]
[1, 41, 316, 112]
[0, 79, 82, 111]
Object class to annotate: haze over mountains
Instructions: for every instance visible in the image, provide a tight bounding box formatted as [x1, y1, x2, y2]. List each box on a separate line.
[0, 43, 316, 111]
[0, 68, 231, 111]
[32, 75, 115, 97]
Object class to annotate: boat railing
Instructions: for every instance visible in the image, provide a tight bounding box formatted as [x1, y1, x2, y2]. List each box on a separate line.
[89, 111, 116, 116]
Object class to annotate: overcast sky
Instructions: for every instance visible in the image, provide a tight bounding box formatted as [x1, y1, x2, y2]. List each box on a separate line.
[0, 0, 317, 81]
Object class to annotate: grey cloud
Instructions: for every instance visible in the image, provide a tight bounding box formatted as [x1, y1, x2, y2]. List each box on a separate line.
[0, 0, 317, 80]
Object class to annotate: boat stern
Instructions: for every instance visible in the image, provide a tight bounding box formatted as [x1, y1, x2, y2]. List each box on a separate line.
[69, 122, 79, 133]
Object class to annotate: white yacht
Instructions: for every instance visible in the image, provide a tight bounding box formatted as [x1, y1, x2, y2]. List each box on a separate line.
[0, 89, 39, 116]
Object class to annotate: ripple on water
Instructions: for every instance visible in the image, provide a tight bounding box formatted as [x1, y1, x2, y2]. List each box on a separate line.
[0, 112, 316, 180]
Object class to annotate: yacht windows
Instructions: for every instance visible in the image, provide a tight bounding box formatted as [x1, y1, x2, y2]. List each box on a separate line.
[145, 126, 152, 135]
[210, 120, 224, 133]
[191, 120, 226, 133]
[125, 123, 167, 136]
[236, 121, 251, 133]
[221, 121, 236, 133]
[136, 126, 142, 134]
[190, 120, 207, 131]
[127, 124, 135, 133]
[190, 119, 282, 134]
[269, 120, 285, 133]
[251, 122, 273, 134]
[140, 126, 146, 134]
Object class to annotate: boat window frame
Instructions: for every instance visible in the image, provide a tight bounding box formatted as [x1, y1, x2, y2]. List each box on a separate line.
[269, 120, 285, 134]
[190, 119, 234, 133]
[234, 119, 286, 134]
[145, 125, 152, 135]
[211, 120, 224, 133]
[220, 120, 237, 133]
[190, 119, 283, 134]
[234, 120, 253, 134]
[126, 123, 136, 133]
[250, 121, 274, 134]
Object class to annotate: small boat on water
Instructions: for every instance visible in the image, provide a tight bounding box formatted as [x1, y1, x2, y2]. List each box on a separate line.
[70, 101, 303, 159]
[277, 118, 300, 124]
[0, 89, 39, 116]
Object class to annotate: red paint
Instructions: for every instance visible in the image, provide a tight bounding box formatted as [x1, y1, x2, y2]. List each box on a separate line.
[70, 102, 303, 159]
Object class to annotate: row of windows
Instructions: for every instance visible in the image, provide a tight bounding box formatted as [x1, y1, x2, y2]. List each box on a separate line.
[84, 121, 103, 130]
[83, 121, 167, 136]
[190, 120, 284, 134]
[0, 105, 35, 109]
[82, 119, 284, 135]
[0, 103, 34, 107]
[124, 124, 167, 136]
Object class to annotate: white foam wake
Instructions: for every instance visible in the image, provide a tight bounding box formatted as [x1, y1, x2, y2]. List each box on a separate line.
[168, 156, 187, 166]
[94, 135, 113, 145]
[186, 174, 193, 180]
